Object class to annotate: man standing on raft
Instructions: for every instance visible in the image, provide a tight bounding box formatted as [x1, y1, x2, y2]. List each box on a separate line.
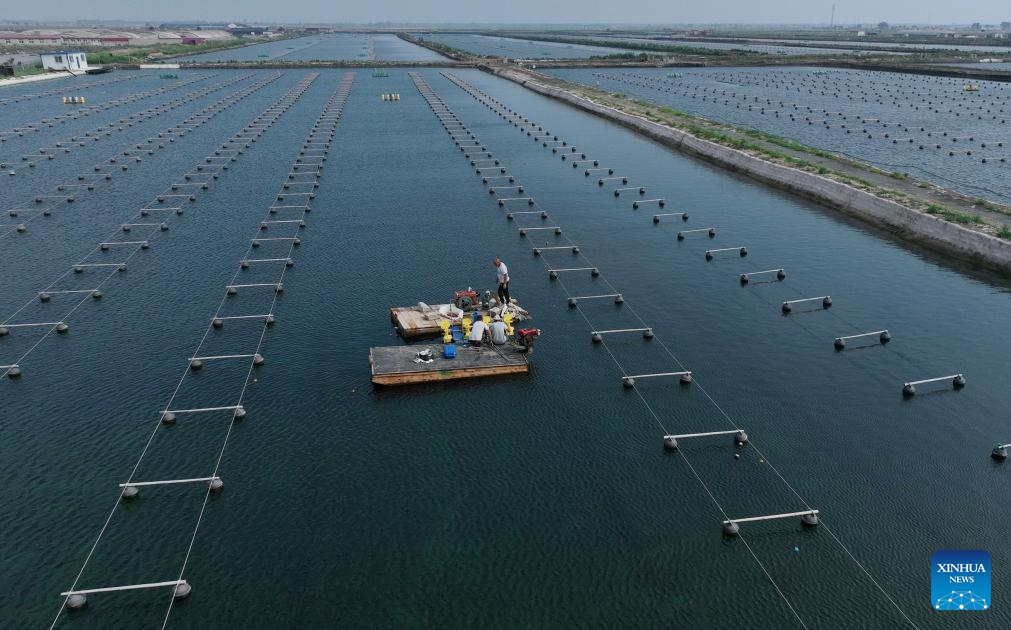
[493, 257, 510, 312]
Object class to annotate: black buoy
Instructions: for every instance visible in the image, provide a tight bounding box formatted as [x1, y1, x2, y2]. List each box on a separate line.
[953, 374, 966, 389]
[834, 338, 846, 350]
[663, 436, 678, 451]
[723, 521, 740, 537]
[801, 512, 820, 528]
[902, 383, 916, 397]
[992, 444, 1008, 460]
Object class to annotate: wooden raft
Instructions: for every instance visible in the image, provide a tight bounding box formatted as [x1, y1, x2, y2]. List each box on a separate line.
[390, 305, 448, 339]
[370, 344, 529, 386]
[390, 301, 531, 340]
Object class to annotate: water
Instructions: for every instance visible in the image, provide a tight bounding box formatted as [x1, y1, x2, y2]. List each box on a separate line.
[548, 66, 1011, 205]
[747, 37, 1011, 54]
[173, 33, 447, 63]
[421, 34, 634, 59]
[581, 35, 902, 56]
[1, 67, 1010, 628]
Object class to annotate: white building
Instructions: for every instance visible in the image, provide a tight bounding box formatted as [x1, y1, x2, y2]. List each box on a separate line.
[40, 51, 88, 72]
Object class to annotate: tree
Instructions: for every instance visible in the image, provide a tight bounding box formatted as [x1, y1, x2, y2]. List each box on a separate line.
[971, 22, 982, 30]
[877, 21, 889, 30]
[1001, 22, 1010, 30]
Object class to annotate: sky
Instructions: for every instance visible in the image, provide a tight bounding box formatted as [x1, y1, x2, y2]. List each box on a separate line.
[3, 0, 1009, 27]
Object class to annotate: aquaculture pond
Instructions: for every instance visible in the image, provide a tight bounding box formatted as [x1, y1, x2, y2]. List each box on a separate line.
[583, 34, 897, 56]
[549, 65, 1011, 205]
[174, 33, 447, 63]
[1, 67, 1009, 629]
[421, 33, 634, 59]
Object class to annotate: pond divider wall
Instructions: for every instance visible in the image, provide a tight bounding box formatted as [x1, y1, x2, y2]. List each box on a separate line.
[488, 65, 1011, 277]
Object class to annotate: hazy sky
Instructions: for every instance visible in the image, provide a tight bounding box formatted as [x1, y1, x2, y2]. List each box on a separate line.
[3, 0, 1009, 26]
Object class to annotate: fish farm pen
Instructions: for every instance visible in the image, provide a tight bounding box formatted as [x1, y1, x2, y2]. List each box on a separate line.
[1, 33, 1011, 629]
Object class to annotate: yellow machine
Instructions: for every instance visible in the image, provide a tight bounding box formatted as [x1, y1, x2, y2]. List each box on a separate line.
[438, 320, 452, 343]
[502, 312, 515, 336]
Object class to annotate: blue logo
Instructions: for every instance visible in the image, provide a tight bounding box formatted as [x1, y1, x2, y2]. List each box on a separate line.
[932, 550, 991, 610]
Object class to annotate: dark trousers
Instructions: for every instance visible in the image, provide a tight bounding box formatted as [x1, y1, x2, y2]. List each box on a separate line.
[498, 283, 510, 307]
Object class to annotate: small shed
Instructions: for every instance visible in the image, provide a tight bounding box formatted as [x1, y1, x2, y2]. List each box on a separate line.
[40, 51, 88, 72]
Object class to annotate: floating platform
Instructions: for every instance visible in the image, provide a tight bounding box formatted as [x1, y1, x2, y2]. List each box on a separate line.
[390, 301, 530, 340]
[370, 344, 529, 386]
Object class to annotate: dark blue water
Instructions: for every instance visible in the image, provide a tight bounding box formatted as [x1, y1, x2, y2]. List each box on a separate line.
[1, 68, 1010, 628]
[548, 66, 1011, 205]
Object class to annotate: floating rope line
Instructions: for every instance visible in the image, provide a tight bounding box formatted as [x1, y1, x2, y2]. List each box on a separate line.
[590, 69, 1011, 205]
[449, 71, 955, 397]
[411, 72, 921, 629]
[0, 73, 292, 380]
[0, 74, 208, 150]
[0, 73, 139, 108]
[1, 73, 216, 175]
[49, 73, 356, 627]
[1, 72, 267, 239]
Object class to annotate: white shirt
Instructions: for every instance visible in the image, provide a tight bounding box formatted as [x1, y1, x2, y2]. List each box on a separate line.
[495, 262, 509, 284]
[489, 321, 508, 344]
[469, 320, 487, 342]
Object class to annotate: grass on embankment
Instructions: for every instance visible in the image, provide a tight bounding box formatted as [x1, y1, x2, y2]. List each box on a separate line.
[7, 65, 47, 78]
[86, 38, 270, 65]
[595, 89, 1011, 235]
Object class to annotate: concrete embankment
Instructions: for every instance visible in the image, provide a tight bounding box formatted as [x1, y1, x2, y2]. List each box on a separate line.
[487, 66, 1011, 276]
